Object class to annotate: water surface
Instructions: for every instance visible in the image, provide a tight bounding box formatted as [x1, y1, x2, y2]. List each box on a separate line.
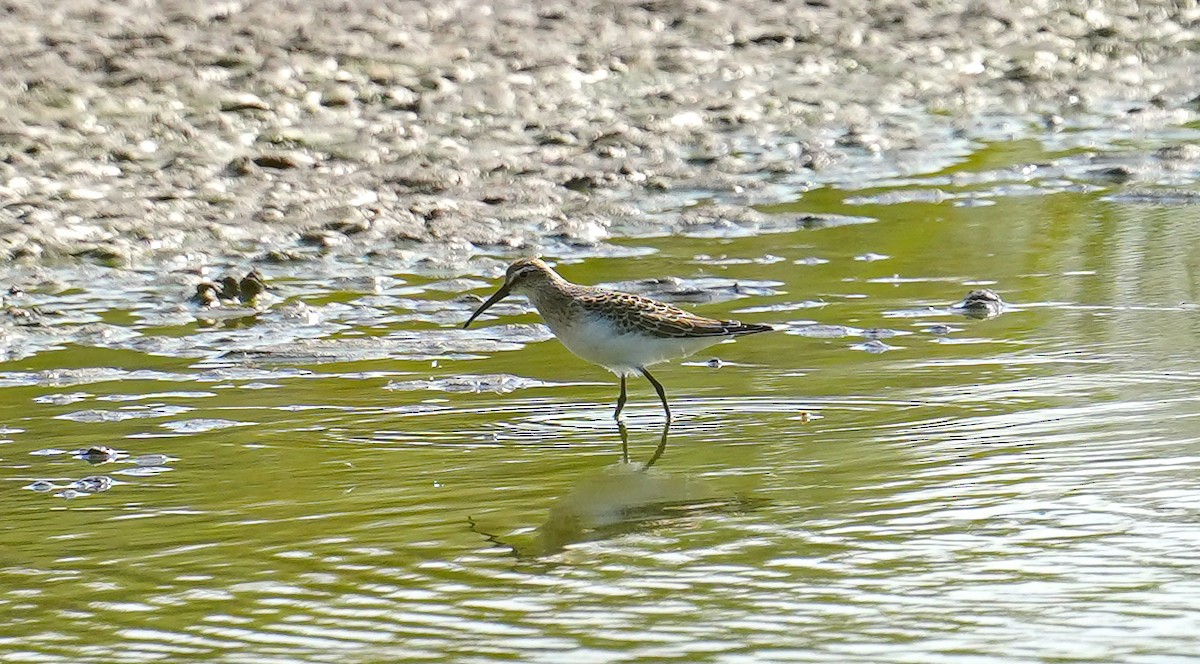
[4, 139, 1200, 662]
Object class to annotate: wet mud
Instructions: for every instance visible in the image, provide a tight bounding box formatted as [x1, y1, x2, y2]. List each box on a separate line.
[0, 0, 1197, 271]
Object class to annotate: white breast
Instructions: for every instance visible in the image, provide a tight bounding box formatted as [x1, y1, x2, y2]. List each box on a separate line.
[548, 314, 727, 375]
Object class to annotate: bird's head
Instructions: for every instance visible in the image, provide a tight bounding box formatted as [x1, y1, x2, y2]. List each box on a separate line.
[462, 257, 558, 328]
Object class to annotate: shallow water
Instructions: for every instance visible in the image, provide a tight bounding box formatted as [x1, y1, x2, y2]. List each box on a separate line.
[5, 139, 1200, 662]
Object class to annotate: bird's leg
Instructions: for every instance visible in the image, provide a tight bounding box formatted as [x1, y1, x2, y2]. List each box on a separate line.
[618, 420, 630, 464]
[613, 374, 628, 420]
[639, 367, 671, 423]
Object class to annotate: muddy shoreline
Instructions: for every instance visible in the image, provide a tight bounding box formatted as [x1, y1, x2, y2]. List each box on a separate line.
[0, 0, 1197, 272]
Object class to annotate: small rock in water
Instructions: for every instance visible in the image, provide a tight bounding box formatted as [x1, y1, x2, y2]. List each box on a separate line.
[190, 269, 268, 308]
[923, 324, 957, 335]
[74, 446, 120, 463]
[239, 270, 267, 305]
[26, 480, 56, 492]
[706, 358, 723, 368]
[1042, 113, 1065, 130]
[218, 276, 241, 301]
[954, 289, 1005, 319]
[191, 282, 221, 308]
[71, 475, 114, 493]
[1090, 165, 1134, 182]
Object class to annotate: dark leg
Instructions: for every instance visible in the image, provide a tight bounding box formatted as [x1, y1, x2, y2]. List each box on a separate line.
[618, 421, 630, 464]
[639, 367, 671, 423]
[613, 374, 628, 420]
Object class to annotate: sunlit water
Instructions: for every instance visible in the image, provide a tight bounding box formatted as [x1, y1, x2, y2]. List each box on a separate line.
[5, 139, 1200, 662]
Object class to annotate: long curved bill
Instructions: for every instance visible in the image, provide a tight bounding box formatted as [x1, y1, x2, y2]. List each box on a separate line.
[462, 281, 513, 328]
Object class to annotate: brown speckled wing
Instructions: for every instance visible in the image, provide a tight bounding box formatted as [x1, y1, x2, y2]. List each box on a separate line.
[573, 288, 772, 338]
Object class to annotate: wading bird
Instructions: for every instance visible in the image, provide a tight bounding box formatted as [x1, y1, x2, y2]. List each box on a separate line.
[463, 258, 772, 422]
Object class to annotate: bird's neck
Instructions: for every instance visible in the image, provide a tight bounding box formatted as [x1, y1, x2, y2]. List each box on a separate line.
[524, 277, 579, 325]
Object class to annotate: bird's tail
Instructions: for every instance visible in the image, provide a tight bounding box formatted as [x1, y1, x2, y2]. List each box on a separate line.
[723, 321, 774, 335]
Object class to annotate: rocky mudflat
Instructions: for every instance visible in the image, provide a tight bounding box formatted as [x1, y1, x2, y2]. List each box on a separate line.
[0, 0, 1197, 271]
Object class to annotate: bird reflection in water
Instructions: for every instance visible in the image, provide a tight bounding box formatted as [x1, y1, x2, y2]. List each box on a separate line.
[471, 423, 762, 558]
[621, 420, 669, 469]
